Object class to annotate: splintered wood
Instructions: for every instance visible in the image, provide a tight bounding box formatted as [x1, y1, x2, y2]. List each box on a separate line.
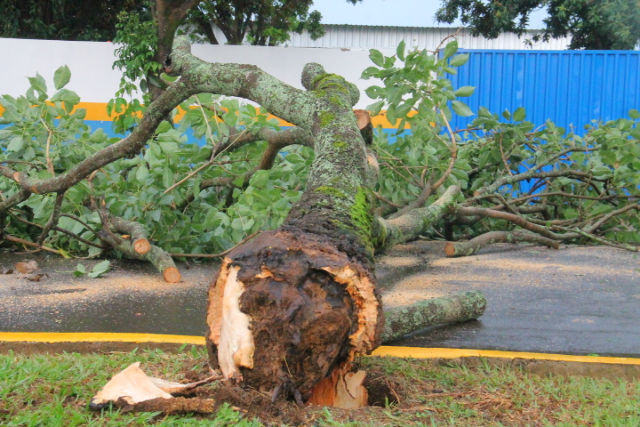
[90, 362, 217, 414]
[205, 230, 383, 407]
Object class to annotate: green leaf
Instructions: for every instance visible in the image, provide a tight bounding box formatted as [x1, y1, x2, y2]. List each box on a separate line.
[366, 100, 385, 116]
[162, 167, 175, 188]
[513, 107, 526, 122]
[28, 73, 47, 95]
[159, 141, 178, 154]
[242, 218, 255, 231]
[449, 53, 469, 67]
[443, 40, 458, 59]
[396, 40, 406, 61]
[53, 65, 71, 90]
[251, 170, 270, 188]
[360, 66, 380, 79]
[451, 101, 474, 117]
[88, 260, 110, 278]
[7, 136, 24, 152]
[136, 164, 149, 182]
[369, 49, 385, 67]
[74, 264, 86, 277]
[454, 86, 475, 97]
[51, 89, 80, 107]
[629, 109, 640, 119]
[502, 109, 511, 120]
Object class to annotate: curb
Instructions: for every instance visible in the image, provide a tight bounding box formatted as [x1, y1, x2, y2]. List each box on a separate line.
[1, 332, 640, 366]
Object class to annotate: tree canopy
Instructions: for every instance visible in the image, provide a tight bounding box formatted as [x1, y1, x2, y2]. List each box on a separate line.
[0, 0, 146, 41]
[436, 0, 640, 50]
[183, 0, 331, 46]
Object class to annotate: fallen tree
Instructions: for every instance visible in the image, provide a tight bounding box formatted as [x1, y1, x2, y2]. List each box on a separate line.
[1, 35, 639, 407]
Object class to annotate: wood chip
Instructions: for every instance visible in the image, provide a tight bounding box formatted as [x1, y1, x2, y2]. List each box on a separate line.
[15, 260, 38, 274]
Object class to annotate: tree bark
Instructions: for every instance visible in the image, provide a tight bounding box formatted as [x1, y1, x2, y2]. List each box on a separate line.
[381, 291, 487, 343]
[444, 231, 560, 257]
[157, 37, 489, 405]
[164, 39, 383, 402]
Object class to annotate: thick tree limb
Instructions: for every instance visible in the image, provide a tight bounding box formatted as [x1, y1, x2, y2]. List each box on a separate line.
[381, 290, 487, 342]
[99, 229, 181, 283]
[0, 165, 19, 182]
[444, 231, 560, 257]
[110, 216, 151, 255]
[198, 127, 313, 192]
[376, 186, 461, 251]
[168, 38, 318, 130]
[0, 189, 30, 213]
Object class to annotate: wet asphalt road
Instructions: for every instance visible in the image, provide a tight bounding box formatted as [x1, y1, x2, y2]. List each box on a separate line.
[1, 244, 639, 356]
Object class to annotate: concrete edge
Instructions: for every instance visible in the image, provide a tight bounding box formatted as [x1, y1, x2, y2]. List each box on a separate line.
[1, 332, 640, 367]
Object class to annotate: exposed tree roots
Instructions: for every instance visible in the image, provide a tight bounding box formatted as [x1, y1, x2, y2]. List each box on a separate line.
[205, 230, 383, 403]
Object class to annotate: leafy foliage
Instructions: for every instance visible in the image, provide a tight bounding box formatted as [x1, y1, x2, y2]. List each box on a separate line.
[0, 0, 146, 41]
[435, 0, 640, 50]
[109, 4, 162, 133]
[1, 40, 638, 261]
[363, 40, 640, 244]
[182, 0, 330, 46]
[0, 68, 311, 257]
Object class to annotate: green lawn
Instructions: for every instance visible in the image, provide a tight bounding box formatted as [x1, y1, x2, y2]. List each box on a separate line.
[1, 347, 638, 426]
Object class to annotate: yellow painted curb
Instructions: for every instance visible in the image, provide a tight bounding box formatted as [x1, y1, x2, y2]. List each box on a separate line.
[2, 333, 639, 366]
[371, 346, 640, 366]
[0, 332, 205, 345]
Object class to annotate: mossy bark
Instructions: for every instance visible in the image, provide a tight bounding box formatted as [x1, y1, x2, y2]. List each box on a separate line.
[170, 38, 383, 402]
[375, 185, 461, 252]
[381, 291, 487, 343]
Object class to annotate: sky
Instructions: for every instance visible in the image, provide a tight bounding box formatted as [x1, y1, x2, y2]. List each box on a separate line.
[312, 0, 548, 29]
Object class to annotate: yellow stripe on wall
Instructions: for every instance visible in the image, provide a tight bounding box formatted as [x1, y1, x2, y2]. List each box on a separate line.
[0, 102, 403, 129]
[2, 332, 640, 366]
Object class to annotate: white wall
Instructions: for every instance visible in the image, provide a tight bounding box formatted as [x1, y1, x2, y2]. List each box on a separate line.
[1, 38, 122, 103]
[0, 37, 394, 109]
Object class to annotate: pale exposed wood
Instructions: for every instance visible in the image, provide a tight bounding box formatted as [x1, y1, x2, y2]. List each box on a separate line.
[308, 364, 368, 409]
[354, 109, 371, 130]
[133, 238, 151, 254]
[90, 362, 172, 409]
[217, 265, 255, 379]
[162, 267, 181, 283]
[321, 265, 380, 359]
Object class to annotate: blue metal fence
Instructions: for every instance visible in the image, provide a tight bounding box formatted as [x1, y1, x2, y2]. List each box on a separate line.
[448, 50, 640, 135]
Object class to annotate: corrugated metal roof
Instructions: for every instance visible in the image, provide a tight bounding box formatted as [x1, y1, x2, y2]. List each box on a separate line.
[286, 24, 572, 50]
[212, 23, 639, 51]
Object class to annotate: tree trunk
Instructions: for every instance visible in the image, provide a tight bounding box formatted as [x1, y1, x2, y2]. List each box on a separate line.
[162, 37, 481, 406]
[197, 61, 383, 402]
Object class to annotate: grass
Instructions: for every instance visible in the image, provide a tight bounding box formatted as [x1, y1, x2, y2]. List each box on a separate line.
[0, 347, 639, 426]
